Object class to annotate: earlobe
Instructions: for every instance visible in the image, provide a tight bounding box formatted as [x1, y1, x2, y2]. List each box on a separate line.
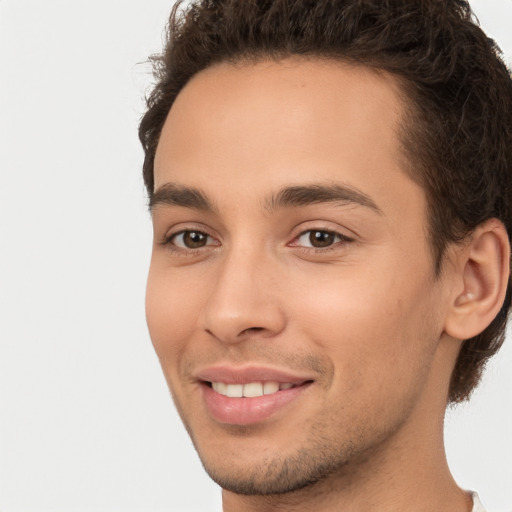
[445, 219, 510, 340]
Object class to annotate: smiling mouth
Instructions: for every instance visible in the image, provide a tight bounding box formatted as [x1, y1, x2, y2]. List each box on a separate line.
[207, 381, 305, 398]
[200, 378, 314, 425]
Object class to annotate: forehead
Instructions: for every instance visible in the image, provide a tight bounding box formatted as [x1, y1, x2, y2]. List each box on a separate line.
[154, 58, 420, 218]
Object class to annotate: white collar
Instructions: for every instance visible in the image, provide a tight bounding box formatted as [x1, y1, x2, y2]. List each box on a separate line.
[471, 492, 487, 512]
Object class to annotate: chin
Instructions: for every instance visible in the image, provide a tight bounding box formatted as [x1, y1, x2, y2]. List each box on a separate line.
[193, 432, 357, 496]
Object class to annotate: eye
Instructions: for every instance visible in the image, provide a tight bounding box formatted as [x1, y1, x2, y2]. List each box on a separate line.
[294, 229, 349, 249]
[170, 230, 217, 249]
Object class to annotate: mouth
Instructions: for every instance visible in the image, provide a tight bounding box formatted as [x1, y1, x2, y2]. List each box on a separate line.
[208, 380, 301, 398]
[196, 367, 315, 425]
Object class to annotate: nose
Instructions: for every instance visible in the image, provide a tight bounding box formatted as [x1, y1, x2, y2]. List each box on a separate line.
[201, 247, 286, 344]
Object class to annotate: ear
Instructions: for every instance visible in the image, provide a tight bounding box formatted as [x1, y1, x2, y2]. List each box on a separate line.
[444, 219, 510, 340]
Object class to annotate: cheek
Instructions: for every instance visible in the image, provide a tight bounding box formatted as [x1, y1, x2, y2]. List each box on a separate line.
[288, 266, 440, 392]
[145, 263, 202, 365]
[289, 276, 441, 439]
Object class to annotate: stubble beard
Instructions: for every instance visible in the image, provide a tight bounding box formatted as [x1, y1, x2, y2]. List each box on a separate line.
[171, 382, 412, 498]
[168, 347, 429, 497]
[201, 439, 356, 496]
[185, 416, 384, 497]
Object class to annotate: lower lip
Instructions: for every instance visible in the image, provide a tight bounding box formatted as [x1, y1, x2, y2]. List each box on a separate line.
[201, 383, 311, 426]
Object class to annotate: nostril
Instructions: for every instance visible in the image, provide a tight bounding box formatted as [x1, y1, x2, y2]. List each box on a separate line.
[241, 327, 265, 335]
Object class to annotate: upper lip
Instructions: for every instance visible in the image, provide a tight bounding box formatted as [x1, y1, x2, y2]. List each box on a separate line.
[195, 365, 316, 385]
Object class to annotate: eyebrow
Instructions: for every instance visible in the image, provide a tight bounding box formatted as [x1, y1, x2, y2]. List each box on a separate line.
[149, 182, 382, 215]
[265, 183, 382, 214]
[150, 183, 216, 212]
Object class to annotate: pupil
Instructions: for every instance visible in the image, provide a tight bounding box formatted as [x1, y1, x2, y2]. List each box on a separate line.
[184, 231, 207, 248]
[310, 230, 334, 247]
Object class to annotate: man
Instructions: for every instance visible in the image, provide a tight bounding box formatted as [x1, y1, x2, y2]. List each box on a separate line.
[139, 1, 512, 511]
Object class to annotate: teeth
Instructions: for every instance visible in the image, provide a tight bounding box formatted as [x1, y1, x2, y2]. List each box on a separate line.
[263, 382, 279, 395]
[212, 382, 227, 394]
[210, 381, 295, 397]
[226, 384, 243, 398]
[243, 382, 263, 397]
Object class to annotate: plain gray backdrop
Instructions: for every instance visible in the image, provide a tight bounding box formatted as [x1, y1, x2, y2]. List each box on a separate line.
[1, 1, 511, 511]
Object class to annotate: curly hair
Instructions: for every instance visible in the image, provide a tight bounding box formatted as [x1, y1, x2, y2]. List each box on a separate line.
[139, 0, 512, 403]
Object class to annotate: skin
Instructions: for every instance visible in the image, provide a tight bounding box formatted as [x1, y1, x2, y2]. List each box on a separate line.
[146, 58, 480, 512]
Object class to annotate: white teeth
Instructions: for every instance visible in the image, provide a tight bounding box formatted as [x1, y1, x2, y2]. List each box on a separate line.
[210, 381, 292, 397]
[243, 382, 263, 397]
[263, 381, 280, 395]
[225, 384, 243, 397]
[212, 382, 227, 394]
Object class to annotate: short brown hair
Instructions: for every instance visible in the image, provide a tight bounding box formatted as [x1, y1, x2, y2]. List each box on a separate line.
[139, 0, 512, 403]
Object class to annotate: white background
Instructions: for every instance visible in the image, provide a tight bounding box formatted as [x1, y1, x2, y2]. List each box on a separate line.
[1, 1, 511, 511]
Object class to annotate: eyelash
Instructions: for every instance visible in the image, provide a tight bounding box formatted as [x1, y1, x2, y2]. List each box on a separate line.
[161, 228, 353, 255]
[289, 229, 353, 252]
[162, 229, 219, 255]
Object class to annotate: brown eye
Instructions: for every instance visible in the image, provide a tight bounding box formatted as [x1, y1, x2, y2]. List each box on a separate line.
[292, 229, 350, 250]
[172, 230, 211, 249]
[309, 230, 336, 247]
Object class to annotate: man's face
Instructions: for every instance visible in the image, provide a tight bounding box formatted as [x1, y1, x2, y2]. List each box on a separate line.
[146, 59, 454, 494]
